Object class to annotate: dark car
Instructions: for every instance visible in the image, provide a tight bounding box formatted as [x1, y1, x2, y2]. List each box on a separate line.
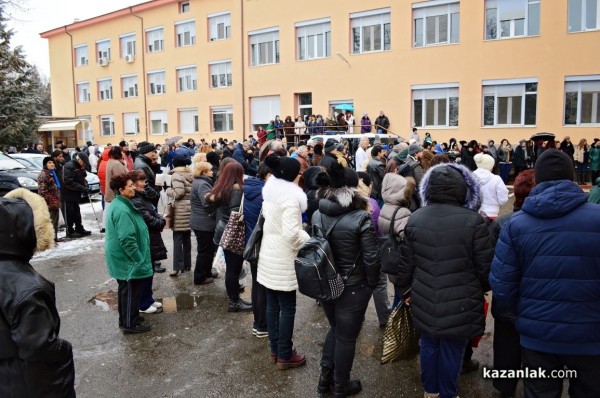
[0, 153, 40, 196]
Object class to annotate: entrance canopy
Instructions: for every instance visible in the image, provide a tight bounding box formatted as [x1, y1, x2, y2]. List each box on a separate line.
[38, 120, 89, 131]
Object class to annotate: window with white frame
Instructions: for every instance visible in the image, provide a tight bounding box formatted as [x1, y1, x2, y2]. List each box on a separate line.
[212, 106, 233, 132]
[208, 12, 231, 40]
[80, 116, 93, 141]
[179, 1, 190, 13]
[121, 75, 138, 98]
[123, 112, 140, 135]
[179, 108, 198, 134]
[96, 40, 111, 62]
[485, 0, 540, 40]
[413, 1, 460, 47]
[175, 20, 196, 47]
[146, 27, 164, 52]
[568, 0, 600, 32]
[148, 70, 166, 95]
[351, 8, 391, 54]
[483, 79, 538, 126]
[249, 28, 280, 67]
[74, 45, 88, 66]
[564, 76, 600, 125]
[98, 79, 113, 101]
[177, 66, 197, 92]
[120, 34, 136, 58]
[210, 61, 232, 88]
[149, 111, 168, 135]
[412, 84, 459, 127]
[296, 19, 331, 60]
[297, 93, 313, 119]
[100, 115, 115, 136]
[76, 82, 90, 103]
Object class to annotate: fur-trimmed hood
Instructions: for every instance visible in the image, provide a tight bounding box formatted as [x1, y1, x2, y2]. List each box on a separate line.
[262, 175, 308, 212]
[419, 163, 481, 211]
[317, 185, 370, 217]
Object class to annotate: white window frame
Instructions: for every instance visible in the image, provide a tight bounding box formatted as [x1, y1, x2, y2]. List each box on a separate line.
[179, 108, 199, 134]
[482, 78, 538, 127]
[96, 39, 111, 62]
[413, 1, 460, 47]
[74, 45, 88, 67]
[208, 12, 231, 41]
[147, 70, 166, 95]
[176, 66, 197, 92]
[146, 27, 164, 52]
[121, 75, 138, 98]
[412, 83, 459, 128]
[211, 106, 234, 132]
[209, 60, 232, 88]
[149, 110, 168, 135]
[485, 0, 541, 40]
[568, 0, 600, 32]
[76, 82, 90, 103]
[120, 33, 136, 58]
[97, 78, 113, 101]
[296, 19, 331, 61]
[564, 75, 600, 125]
[179, 1, 190, 13]
[351, 8, 391, 54]
[123, 112, 140, 135]
[249, 28, 280, 67]
[100, 114, 115, 136]
[175, 20, 196, 47]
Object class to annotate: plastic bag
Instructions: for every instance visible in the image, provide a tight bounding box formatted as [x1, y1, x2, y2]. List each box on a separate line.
[212, 246, 226, 274]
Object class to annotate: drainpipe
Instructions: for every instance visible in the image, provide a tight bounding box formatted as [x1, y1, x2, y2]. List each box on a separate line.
[64, 26, 77, 144]
[240, 0, 246, 141]
[130, 7, 149, 142]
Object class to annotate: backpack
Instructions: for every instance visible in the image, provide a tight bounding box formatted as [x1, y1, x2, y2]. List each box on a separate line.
[377, 207, 409, 276]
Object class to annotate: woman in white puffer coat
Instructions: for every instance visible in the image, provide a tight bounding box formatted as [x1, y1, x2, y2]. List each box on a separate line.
[257, 155, 310, 370]
[473, 153, 509, 219]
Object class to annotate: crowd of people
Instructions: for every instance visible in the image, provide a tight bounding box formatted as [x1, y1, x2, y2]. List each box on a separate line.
[2, 125, 600, 397]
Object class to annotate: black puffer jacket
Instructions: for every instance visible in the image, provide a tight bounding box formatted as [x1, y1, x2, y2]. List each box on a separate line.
[302, 166, 324, 228]
[312, 186, 380, 289]
[61, 159, 87, 202]
[131, 191, 167, 262]
[190, 176, 216, 232]
[402, 163, 493, 339]
[206, 185, 243, 244]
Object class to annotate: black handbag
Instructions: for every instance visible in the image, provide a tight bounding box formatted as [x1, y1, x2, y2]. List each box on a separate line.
[378, 207, 409, 276]
[243, 210, 265, 266]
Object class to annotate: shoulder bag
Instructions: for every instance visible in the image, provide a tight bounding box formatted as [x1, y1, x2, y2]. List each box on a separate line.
[219, 193, 246, 255]
[378, 207, 409, 276]
[243, 208, 264, 266]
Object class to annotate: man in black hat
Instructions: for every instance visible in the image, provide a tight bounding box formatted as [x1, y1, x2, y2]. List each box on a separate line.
[134, 142, 161, 207]
[491, 148, 600, 398]
[318, 138, 341, 171]
[62, 152, 92, 238]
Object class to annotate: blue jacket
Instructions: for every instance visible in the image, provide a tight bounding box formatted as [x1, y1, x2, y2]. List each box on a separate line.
[243, 177, 265, 243]
[490, 180, 600, 355]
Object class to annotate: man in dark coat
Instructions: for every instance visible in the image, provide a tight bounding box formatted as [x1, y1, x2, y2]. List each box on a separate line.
[233, 141, 258, 176]
[62, 152, 91, 237]
[559, 135, 575, 162]
[490, 149, 600, 398]
[134, 142, 161, 207]
[318, 139, 340, 172]
[0, 189, 75, 397]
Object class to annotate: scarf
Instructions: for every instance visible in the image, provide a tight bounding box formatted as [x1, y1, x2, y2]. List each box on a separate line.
[50, 169, 60, 189]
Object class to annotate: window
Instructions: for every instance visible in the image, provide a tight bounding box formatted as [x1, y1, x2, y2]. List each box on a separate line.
[175, 20, 196, 47]
[121, 75, 138, 98]
[483, 79, 538, 126]
[564, 76, 600, 125]
[146, 27, 164, 52]
[96, 39, 111, 62]
[296, 19, 331, 60]
[297, 93, 313, 119]
[485, 0, 540, 39]
[74, 45, 88, 66]
[98, 79, 113, 101]
[250, 95, 280, 131]
[569, 0, 600, 31]
[148, 70, 166, 95]
[208, 12, 231, 40]
[351, 8, 391, 54]
[210, 61, 232, 88]
[413, 84, 459, 127]
[149, 111, 168, 135]
[179, 1, 190, 13]
[249, 28, 280, 67]
[123, 112, 140, 135]
[413, 1, 460, 47]
[76, 82, 90, 103]
[120, 34, 136, 58]
[100, 115, 115, 136]
[179, 108, 198, 134]
[177, 66, 197, 92]
[212, 106, 233, 132]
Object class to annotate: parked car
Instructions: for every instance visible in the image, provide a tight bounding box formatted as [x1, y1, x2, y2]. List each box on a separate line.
[0, 153, 40, 196]
[9, 153, 100, 199]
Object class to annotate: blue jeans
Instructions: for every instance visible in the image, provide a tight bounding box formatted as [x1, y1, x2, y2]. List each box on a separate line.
[266, 288, 296, 360]
[419, 331, 468, 398]
[138, 275, 155, 311]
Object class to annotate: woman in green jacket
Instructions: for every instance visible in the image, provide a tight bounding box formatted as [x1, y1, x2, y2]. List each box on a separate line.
[266, 120, 276, 141]
[105, 173, 153, 334]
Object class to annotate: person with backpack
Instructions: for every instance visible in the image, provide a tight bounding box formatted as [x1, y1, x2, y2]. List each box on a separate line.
[366, 145, 386, 207]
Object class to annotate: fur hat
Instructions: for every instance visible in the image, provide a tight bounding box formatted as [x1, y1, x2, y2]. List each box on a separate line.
[474, 153, 495, 172]
[535, 149, 575, 183]
[264, 155, 300, 182]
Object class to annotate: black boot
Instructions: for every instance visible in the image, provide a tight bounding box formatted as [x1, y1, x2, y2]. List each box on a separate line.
[228, 299, 252, 313]
[317, 366, 333, 394]
[332, 380, 362, 398]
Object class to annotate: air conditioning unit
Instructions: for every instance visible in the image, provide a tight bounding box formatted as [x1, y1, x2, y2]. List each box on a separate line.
[125, 54, 135, 63]
[99, 57, 109, 67]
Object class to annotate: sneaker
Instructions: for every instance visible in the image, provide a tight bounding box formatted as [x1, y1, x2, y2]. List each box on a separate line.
[277, 353, 306, 370]
[140, 306, 158, 314]
[252, 328, 268, 338]
[151, 301, 162, 309]
[123, 324, 151, 334]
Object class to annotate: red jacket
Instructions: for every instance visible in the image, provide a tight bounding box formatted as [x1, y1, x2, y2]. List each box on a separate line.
[97, 148, 110, 195]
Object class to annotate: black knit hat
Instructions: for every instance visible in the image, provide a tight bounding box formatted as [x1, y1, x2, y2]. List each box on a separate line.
[264, 155, 300, 182]
[138, 142, 156, 154]
[324, 139, 337, 153]
[534, 149, 575, 183]
[173, 154, 191, 167]
[42, 156, 53, 168]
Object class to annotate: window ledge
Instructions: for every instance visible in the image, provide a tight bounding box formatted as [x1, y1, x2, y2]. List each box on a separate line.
[297, 56, 332, 62]
[482, 125, 537, 128]
[211, 86, 232, 90]
[416, 126, 459, 130]
[147, 50, 165, 54]
[350, 49, 392, 56]
[568, 28, 600, 34]
[413, 42, 459, 49]
[563, 124, 600, 127]
[250, 63, 280, 68]
[484, 34, 540, 42]
[209, 38, 231, 42]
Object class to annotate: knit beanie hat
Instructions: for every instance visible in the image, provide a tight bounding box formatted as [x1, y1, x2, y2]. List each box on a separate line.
[42, 156, 53, 168]
[535, 149, 575, 183]
[173, 154, 191, 167]
[264, 155, 300, 182]
[474, 153, 495, 172]
[408, 144, 422, 155]
[396, 148, 409, 162]
[324, 139, 337, 153]
[138, 142, 156, 154]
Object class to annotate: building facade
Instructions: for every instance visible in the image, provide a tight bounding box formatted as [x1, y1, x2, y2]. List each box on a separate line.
[41, 0, 600, 146]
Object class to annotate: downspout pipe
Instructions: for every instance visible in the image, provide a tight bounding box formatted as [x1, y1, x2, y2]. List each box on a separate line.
[240, 0, 246, 141]
[64, 27, 77, 143]
[130, 7, 149, 142]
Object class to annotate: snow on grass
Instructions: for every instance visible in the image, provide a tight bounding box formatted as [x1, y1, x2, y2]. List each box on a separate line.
[31, 237, 103, 262]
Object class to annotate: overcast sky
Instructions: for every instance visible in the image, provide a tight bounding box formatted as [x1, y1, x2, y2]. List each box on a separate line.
[8, 0, 144, 79]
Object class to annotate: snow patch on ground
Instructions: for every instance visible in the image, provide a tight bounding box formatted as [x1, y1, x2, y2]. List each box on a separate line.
[31, 237, 103, 262]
